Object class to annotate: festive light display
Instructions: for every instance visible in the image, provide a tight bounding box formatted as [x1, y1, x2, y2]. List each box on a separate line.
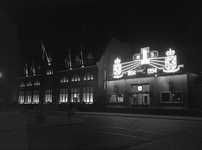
[113, 47, 183, 79]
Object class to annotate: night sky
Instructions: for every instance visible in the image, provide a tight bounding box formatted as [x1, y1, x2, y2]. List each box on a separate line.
[0, 0, 202, 78]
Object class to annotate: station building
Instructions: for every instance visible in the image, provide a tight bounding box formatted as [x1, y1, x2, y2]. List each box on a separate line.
[0, 38, 201, 109]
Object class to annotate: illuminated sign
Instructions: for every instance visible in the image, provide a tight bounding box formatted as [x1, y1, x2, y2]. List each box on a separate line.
[137, 85, 143, 91]
[113, 47, 183, 79]
[113, 58, 123, 78]
[147, 68, 157, 75]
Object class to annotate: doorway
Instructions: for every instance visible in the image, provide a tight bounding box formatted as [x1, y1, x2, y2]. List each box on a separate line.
[132, 93, 150, 105]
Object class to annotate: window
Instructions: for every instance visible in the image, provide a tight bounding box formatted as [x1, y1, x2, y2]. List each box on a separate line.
[71, 88, 80, 103]
[18, 91, 24, 104]
[173, 92, 183, 102]
[61, 76, 68, 83]
[34, 80, 40, 86]
[71, 74, 80, 82]
[82, 87, 93, 104]
[161, 93, 170, 102]
[110, 94, 124, 103]
[33, 90, 39, 104]
[46, 66, 53, 75]
[83, 73, 93, 81]
[161, 92, 183, 103]
[59, 88, 68, 103]
[27, 81, 32, 87]
[45, 89, 52, 103]
[20, 82, 25, 87]
[25, 91, 32, 104]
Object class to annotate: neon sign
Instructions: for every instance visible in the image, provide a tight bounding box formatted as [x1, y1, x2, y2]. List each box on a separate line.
[113, 58, 123, 78]
[113, 47, 183, 79]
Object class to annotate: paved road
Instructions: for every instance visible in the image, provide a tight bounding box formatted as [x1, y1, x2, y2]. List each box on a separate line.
[1, 111, 202, 149]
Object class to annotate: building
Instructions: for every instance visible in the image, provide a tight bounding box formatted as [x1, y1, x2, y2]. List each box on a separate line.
[0, 38, 201, 109]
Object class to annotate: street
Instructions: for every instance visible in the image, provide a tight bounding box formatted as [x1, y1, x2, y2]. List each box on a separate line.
[1, 111, 202, 149]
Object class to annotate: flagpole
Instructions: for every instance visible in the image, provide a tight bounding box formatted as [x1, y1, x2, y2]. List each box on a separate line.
[32, 57, 35, 76]
[41, 40, 50, 64]
[69, 48, 72, 69]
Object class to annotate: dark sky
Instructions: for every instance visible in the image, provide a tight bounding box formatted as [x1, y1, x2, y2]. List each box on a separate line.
[1, 0, 202, 78]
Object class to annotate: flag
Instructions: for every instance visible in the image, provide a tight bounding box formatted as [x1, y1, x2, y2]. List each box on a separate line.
[41, 40, 50, 64]
[41, 40, 45, 61]
[24, 62, 28, 77]
[68, 48, 72, 68]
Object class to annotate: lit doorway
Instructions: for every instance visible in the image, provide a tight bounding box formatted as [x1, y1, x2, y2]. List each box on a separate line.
[132, 93, 150, 105]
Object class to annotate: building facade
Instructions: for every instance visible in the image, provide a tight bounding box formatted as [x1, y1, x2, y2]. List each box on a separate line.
[0, 38, 201, 109]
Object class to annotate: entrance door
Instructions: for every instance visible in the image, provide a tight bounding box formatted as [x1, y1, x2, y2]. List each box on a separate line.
[132, 93, 150, 105]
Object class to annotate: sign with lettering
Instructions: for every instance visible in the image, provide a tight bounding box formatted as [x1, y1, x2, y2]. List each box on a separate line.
[113, 47, 183, 79]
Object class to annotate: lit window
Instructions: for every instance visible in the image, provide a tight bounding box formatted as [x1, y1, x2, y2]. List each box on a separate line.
[46, 66, 53, 75]
[34, 80, 40, 86]
[82, 87, 93, 104]
[33, 90, 39, 104]
[83, 73, 93, 81]
[59, 88, 68, 103]
[45, 89, 52, 103]
[71, 88, 80, 103]
[110, 94, 124, 103]
[25, 91, 32, 104]
[27, 81, 32, 87]
[18, 91, 25, 104]
[173, 93, 182, 102]
[71, 74, 80, 82]
[61, 76, 68, 83]
[20, 82, 25, 87]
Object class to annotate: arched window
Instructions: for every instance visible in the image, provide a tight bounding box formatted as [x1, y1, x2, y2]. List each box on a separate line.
[46, 66, 53, 75]
[71, 74, 80, 82]
[83, 73, 93, 81]
[27, 81, 32, 87]
[60, 76, 68, 83]
[20, 82, 25, 87]
[34, 80, 40, 86]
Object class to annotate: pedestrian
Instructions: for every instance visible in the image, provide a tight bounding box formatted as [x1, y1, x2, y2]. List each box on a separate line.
[67, 101, 74, 121]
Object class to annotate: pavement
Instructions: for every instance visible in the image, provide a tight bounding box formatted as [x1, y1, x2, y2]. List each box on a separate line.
[0, 110, 86, 132]
[1, 109, 202, 149]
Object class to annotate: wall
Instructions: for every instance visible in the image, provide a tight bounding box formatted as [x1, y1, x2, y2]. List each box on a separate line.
[156, 74, 188, 107]
[106, 73, 189, 107]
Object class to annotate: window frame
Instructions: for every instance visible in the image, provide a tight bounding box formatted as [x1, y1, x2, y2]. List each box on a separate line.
[161, 91, 183, 103]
